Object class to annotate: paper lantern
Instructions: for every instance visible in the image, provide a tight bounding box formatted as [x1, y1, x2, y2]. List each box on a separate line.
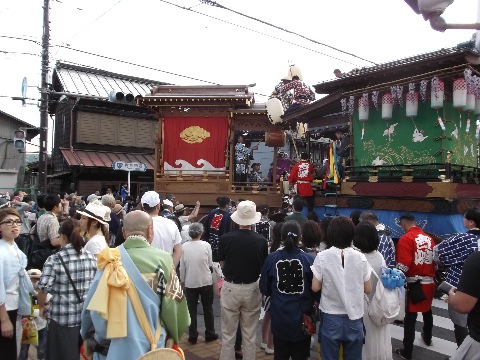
[453, 78, 467, 110]
[358, 96, 369, 121]
[475, 97, 480, 116]
[406, 92, 419, 118]
[382, 93, 393, 120]
[431, 79, 444, 110]
[465, 92, 475, 113]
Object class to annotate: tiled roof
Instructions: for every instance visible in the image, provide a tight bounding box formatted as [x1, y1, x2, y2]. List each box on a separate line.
[52, 61, 169, 98]
[60, 148, 154, 170]
[314, 46, 480, 94]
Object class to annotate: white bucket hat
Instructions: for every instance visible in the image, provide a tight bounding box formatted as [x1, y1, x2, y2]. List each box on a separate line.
[77, 200, 111, 225]
[231, 200, 261, 226]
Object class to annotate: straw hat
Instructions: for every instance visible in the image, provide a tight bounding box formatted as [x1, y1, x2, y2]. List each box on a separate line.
[77, 200, 111, 225]
[174, 204, 186, 214]
[231, 200, 261, 226]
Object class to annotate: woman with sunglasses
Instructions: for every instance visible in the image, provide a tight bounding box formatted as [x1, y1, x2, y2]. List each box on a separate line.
[0, 208, 34, 360]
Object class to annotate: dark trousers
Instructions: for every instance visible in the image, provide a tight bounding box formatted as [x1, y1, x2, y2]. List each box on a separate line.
[45, 319, 81, 360]
[454, 323, 469, 347]
[185, 285, 216, 340]
[273, 336, 310, 360]
[302, 195, 314, 213]
[403, 309, 433, 359]
[0, 309, 17, 360]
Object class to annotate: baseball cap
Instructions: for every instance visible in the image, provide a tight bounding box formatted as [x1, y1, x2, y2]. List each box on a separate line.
[87, 194, 101, 204]
[141, 191, 160, 207]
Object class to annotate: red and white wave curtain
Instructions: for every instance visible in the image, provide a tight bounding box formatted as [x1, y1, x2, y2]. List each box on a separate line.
[162, 116, 229, 174]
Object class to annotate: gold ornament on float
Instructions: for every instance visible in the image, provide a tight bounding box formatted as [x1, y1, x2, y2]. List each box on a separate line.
[180, 126, 210, 144]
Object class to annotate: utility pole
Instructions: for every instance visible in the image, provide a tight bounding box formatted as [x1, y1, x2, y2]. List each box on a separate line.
[39, 0, 50, 193]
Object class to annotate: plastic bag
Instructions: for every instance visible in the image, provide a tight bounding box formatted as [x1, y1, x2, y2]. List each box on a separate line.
[21, 316, 38, 345]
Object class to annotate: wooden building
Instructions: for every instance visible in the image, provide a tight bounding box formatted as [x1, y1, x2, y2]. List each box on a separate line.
[48, 61, 167, 197]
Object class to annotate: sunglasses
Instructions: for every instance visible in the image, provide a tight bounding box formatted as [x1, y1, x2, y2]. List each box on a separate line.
[0, 219, 23, 226]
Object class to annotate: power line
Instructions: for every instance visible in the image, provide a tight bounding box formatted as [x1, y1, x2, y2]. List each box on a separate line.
[0, 50, 40, 57]
[2, 34, 271, 97]
[65, 0, 123, 42]
[156, 0, 365, 67]
[199, 0, 377, 65]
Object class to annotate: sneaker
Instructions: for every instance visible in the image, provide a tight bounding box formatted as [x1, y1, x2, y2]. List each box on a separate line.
[265, 347, 274, 355]
[205, 334, 219, 342]
[421, 332, 433, 346]
[394, 348, 409, 360]
[188, 338, 197, 345]
[260, 342, 267, 349]
[234, 350, 243, 359]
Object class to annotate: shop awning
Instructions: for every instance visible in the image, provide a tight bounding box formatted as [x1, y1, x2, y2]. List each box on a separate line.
[60, 148, 154, 170]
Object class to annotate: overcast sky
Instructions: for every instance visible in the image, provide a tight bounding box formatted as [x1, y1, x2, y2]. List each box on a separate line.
[0, 0, 478, 135]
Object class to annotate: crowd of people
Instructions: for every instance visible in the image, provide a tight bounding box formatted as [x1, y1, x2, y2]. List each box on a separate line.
[0, 187, 480, 360]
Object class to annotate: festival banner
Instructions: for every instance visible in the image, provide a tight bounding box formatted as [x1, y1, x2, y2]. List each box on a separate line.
[163, 116, 229, 174]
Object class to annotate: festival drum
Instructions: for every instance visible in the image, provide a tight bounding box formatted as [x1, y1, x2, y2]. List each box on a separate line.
[266, 97, 284, 125]
[265, 130, 286, 147]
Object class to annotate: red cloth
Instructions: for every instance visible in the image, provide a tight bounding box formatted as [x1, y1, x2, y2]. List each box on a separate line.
[396, 226, 436, 312]
[163, 116, 228, 171]
[288, 160, 314, 197]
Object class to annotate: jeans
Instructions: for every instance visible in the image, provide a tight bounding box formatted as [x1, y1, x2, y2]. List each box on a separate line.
[19, 328, 46, 360]
[320, 313, 364, 360]
[403, 309, 433, 359]
[185, 285, 216, 340]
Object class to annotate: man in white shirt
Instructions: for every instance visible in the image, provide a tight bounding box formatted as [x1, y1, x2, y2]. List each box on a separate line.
[140, 191, 182, 266]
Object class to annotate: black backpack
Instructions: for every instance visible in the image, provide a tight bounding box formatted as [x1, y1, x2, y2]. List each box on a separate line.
[27, 224, 58, 270]
[255, 220, 271, 242]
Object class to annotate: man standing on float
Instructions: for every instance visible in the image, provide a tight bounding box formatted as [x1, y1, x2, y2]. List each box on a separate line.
[288, 152, 314, 212]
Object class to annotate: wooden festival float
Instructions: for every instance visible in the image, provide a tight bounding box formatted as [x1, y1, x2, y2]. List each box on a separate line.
[281, 46, 480, 237]
[137, 85, 290, 208]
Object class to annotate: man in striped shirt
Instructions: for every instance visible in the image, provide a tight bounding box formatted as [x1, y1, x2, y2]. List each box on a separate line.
[434, 207, 480, 347]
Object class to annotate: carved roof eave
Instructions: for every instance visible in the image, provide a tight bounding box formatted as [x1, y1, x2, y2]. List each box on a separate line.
[137, 95, 252, 108]
[313, 47, 480, 94]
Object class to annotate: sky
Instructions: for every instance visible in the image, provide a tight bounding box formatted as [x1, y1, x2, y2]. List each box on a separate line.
[0, 0, 478, 143]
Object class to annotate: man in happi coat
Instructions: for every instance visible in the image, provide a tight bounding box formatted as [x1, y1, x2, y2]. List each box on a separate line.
[288, 152, 314, 212]
[395, 213, 436, 360]
[81, 210, 189, 359]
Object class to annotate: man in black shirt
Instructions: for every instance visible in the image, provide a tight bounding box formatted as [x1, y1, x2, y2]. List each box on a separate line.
[218, 200, 268, 360]
[448, 251, 480, 359]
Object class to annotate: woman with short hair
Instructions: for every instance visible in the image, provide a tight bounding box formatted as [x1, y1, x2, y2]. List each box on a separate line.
[353, 221, 392, 360]
[179, 222, 218, 344]
[311, 216, 372, 360]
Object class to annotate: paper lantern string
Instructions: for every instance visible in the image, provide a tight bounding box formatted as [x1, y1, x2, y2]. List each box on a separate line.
[371, 91, 379, 109]
[340, 98, 347, 116]
[466, 118, 471, 133]
[420, 80, 428, 101]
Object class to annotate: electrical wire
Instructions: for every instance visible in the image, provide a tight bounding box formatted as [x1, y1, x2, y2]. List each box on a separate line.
[0, 50, 40, 57]
[65, 0, 124, 42]
[157, 0, 365, 67]
[198, 0, 377, 65]
[1, 34, 270, 97]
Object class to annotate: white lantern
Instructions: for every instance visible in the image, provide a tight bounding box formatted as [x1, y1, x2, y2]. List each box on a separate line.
[453, 78, 467, 110]
[358, 96, 369, 121]
[466, 92, 475, 113]
[382, 93, 393, 120]
[475, 97, 480, 116]
[431, 79, 444, 110]
[406, 92, 419, 118]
